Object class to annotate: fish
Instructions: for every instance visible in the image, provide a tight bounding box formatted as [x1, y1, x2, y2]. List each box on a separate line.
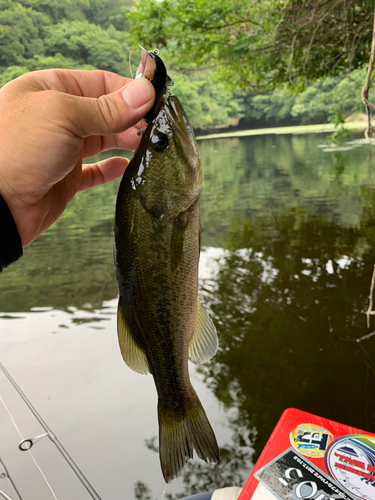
[113, 94, 220, 483]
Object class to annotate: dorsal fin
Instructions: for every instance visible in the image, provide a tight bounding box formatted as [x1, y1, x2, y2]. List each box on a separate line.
[189, 300, 218, 364]
[117, 301, 150, 375]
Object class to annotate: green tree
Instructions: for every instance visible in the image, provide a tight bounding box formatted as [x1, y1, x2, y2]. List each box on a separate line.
[83, 0, 136, 30]
[172, 73, 244, 129]
[0, 0, 136, 81]
[0, 66, 28, 87]
[128, 0, 375, 89]
[44, 20, 130, 73]
[0, 2, 49, 68]
[26, 0, 90, 22]
[246, 90, 297, 126]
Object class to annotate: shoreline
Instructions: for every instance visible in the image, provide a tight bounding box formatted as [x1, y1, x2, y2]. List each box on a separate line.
[195, 121, 368, 141]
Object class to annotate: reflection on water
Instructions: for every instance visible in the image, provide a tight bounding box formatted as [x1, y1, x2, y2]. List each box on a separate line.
[136, 416, 253, 500]
[1, 132, 375, 499]
[0, 295, 233, 500]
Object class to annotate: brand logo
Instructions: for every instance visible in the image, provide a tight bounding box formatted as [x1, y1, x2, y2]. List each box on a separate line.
[325, 435, 375, 500]
[255, 448, 355, 500]
[290, 423, 334, 458]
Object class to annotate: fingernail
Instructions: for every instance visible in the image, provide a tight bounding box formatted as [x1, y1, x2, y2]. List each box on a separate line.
[122, 78, 154, 109]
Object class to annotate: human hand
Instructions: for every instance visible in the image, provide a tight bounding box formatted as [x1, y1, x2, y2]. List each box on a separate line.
[0, 69, 155, 247]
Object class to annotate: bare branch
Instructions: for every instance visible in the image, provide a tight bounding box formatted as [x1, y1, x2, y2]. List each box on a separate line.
[357, 331, 375, 343]
[366, 264, 375, 328]
[287, 29, 300, 83]
[361, 5, 375, 145]
[336, 331, 375, 343]
[303, 23, 321, 72]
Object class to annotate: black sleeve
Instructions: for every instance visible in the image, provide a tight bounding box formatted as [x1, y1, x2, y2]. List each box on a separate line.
[0, 193, 23, 272]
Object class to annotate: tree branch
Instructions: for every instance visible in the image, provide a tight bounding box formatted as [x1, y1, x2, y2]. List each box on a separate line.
[366, 264, 375, 328]
[361, 5, 375, 145]
[287, 29, 300, 83]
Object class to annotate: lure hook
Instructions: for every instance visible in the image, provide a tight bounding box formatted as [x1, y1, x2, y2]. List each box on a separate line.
[128, 46, 136, 79]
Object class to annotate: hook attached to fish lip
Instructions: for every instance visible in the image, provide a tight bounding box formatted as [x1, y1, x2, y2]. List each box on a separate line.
[135, 46, 173, 123]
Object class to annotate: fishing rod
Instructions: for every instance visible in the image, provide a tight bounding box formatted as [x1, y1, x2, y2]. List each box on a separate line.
[0, 454, 22, 500]
[0, 362, 103, 500]
[0, 488, 13, 500]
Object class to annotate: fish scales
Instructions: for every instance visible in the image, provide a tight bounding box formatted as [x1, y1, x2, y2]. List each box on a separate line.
[114, 95, 219, 482]
[116, 197, 199, 395]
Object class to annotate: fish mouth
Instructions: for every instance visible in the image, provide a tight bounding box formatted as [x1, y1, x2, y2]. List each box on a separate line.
[138, 95, 194, 147]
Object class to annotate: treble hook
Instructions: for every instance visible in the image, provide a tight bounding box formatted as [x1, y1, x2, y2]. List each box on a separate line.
[18, 432, 56, 451]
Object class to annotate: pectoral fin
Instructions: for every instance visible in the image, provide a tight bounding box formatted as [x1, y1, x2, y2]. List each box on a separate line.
[117, 301, 150, 375]
[189, 300, 218, 364]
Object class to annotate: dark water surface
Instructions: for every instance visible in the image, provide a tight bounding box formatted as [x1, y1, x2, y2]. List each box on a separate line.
[1, 132, 375, 499]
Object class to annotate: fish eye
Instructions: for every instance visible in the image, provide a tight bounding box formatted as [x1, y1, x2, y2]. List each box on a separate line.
[151, 133, 169, 151]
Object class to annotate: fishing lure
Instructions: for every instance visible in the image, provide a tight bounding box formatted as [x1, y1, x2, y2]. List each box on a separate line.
[135, 46, 173, 122]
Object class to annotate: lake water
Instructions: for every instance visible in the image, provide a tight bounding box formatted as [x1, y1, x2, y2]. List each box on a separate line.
[1, 131, 375, 500]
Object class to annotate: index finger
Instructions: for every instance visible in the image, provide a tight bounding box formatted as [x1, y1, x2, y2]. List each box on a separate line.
[24, 69, 134, 98]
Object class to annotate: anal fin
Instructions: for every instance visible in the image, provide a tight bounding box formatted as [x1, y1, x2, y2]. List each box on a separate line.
[189, 300, 218, 364]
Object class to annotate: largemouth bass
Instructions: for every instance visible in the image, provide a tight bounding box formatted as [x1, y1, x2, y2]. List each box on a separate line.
[114, 95, 220, 482]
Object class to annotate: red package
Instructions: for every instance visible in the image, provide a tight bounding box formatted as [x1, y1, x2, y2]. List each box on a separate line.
[239, 408, 375, 500]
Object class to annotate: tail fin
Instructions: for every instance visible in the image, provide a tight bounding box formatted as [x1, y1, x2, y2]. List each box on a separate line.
[158, 390, 220, 483]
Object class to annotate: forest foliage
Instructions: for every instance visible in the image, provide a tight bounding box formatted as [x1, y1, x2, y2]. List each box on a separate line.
[129, 0, 375, 90]
[0, 0, 373, 131]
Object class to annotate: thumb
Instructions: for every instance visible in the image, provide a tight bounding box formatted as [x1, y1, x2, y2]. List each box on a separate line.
[70, 77, 155, 137]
